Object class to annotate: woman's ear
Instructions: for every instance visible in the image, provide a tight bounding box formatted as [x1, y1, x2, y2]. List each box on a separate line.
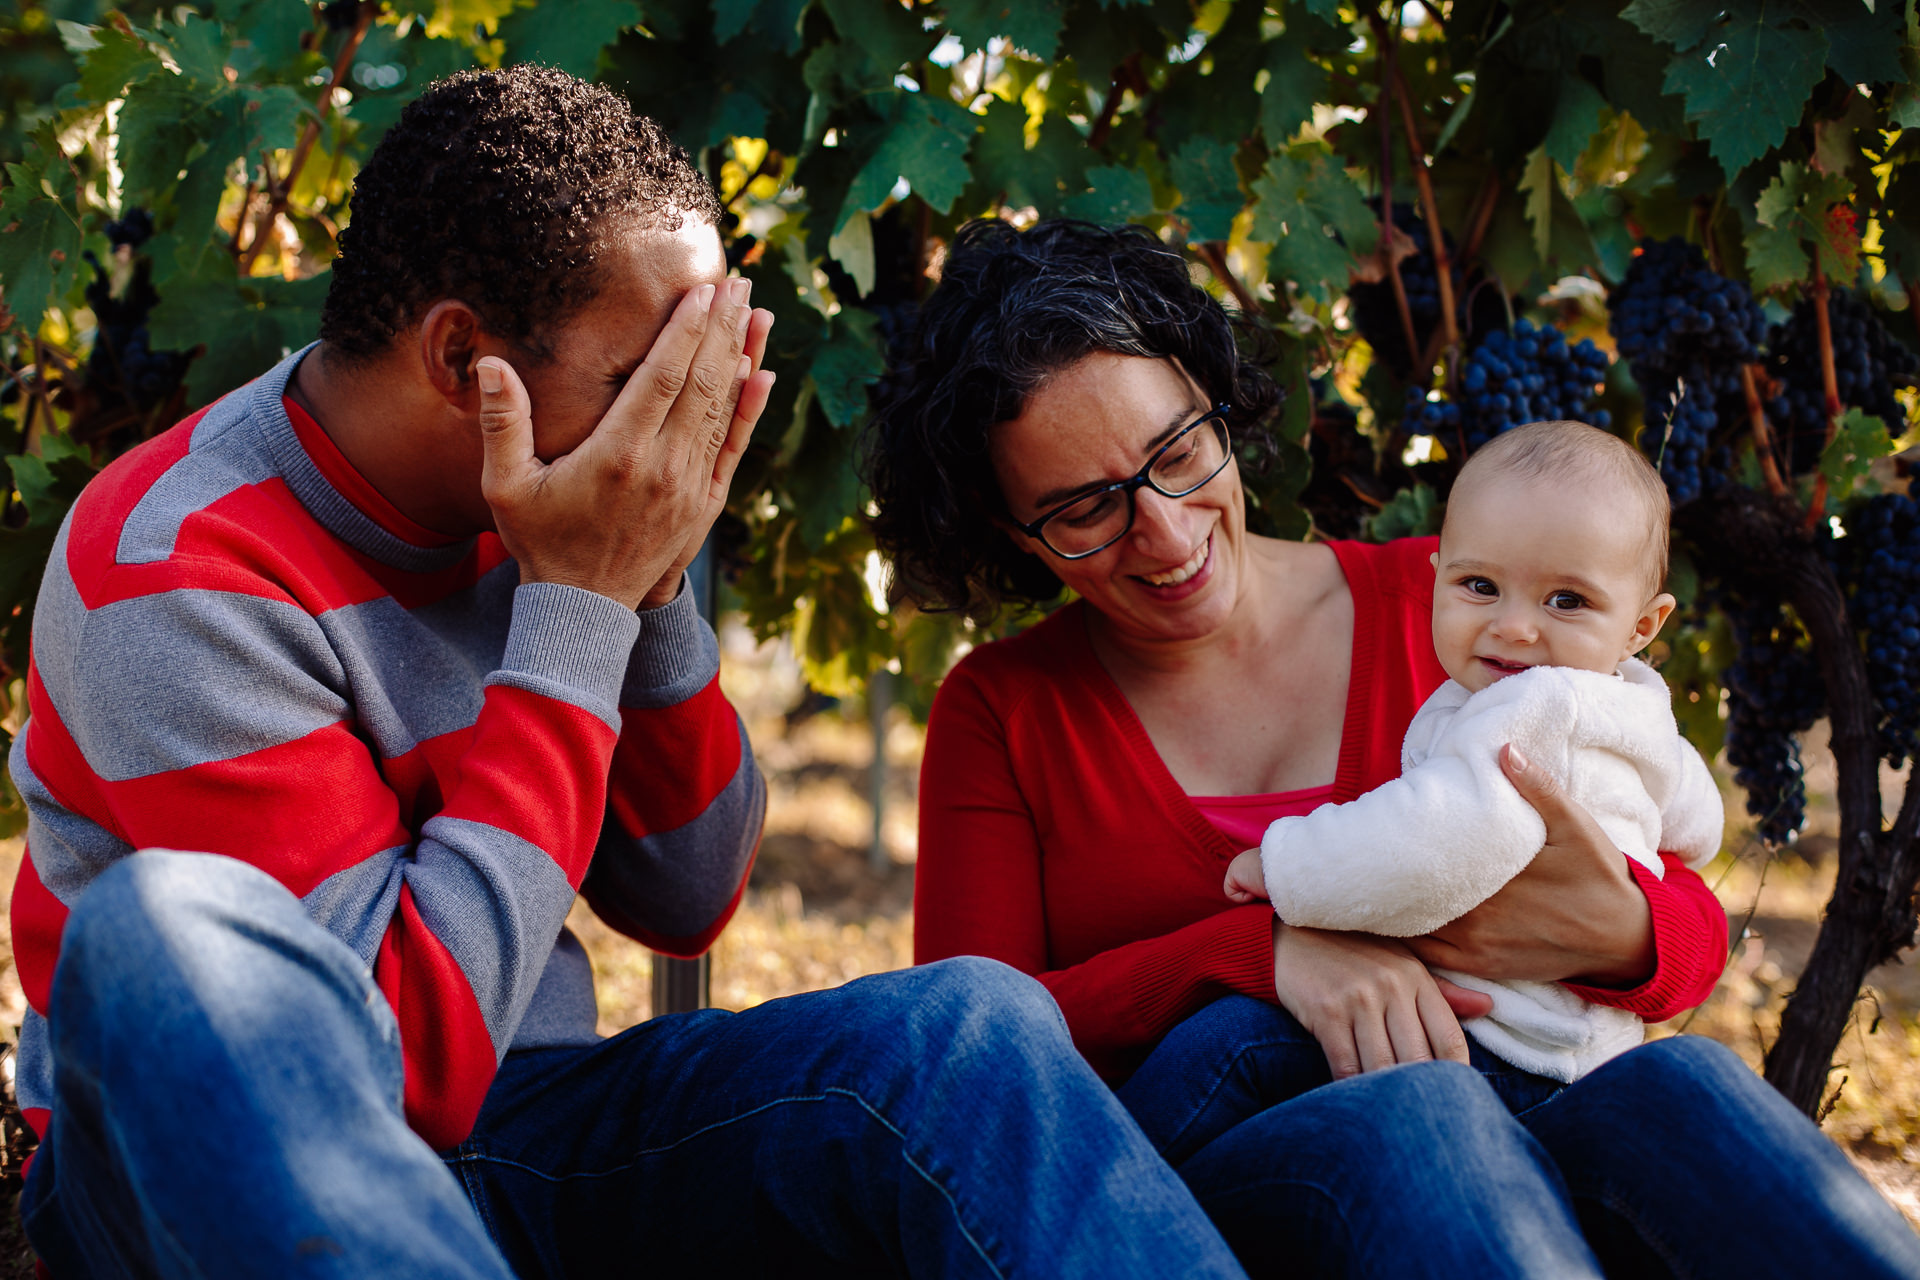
[1625, 591, 1678, 657]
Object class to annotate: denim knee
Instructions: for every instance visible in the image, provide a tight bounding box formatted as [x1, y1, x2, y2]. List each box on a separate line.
[61, 850, 284, 988]
[902, 955, 1065, 1038]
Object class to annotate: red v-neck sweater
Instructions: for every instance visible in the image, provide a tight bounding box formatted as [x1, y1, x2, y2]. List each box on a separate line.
[914, 537, 1728, 1079]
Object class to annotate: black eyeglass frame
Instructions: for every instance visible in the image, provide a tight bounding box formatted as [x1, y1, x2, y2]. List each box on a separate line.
[1010, 403, 1235, 561]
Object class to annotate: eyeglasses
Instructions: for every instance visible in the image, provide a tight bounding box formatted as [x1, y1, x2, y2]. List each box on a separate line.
[1010, 404, 1234, 560]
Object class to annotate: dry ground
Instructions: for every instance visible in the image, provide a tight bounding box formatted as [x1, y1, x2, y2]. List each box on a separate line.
[0, 625, 1912, 1273]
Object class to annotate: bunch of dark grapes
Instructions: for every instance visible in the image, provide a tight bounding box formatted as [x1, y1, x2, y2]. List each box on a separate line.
[1637, 362, 1744, 506]
[105, 208, 153, 249]
[1603, 239, 1767, 505]
[1401, 317, 1610, 450]
[1835, 493, 1920, 766]
[1763, 289, 1918, 473]
[1607, 239, 1766, 382]
[1722, 599, 1827, 844]
[1349, 205, 1464, 379]
[86, 210, 189, 414]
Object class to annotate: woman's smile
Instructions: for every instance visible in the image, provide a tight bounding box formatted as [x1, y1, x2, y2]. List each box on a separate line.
[1134, 531, 1214, 593]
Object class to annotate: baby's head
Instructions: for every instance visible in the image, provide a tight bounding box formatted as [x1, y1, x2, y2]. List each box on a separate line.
[1432, 420, 1675, 693]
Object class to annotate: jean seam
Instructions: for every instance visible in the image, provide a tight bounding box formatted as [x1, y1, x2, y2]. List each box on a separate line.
[453, 1087, 1010, 1280]
[1571, 1182, 1692, 1278]
[1158, 1035, 1314, 1155]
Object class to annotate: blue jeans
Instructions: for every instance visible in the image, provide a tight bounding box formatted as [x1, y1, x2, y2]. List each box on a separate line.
[1120, 995, 1920, 1279]
[20, 851, 1245, 1279]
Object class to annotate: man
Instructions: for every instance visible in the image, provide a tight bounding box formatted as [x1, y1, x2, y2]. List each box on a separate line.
[8, 66, 1244, 1278]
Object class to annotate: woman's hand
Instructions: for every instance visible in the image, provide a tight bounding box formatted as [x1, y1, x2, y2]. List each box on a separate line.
[1405, 744, 1656, 986]
[1271, 921, 1492, 1079]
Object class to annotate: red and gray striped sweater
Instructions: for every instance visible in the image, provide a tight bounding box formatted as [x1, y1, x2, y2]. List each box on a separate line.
[9, 347, 764, 1150]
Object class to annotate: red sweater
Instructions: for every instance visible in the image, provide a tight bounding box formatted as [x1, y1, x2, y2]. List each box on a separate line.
[914, 537, 1728, 1078]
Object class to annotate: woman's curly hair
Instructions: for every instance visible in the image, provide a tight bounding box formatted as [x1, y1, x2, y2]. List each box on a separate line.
[321, 65, 720, 363]
[863, 219, 1282, 621]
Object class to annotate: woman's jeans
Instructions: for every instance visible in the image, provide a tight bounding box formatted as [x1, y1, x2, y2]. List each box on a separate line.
[1119, 994, 1920, 1279]
[18, 851, 1246, 1279]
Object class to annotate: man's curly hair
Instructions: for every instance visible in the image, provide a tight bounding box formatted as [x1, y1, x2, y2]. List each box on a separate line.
[863, 219, 1282, 622]
[320, 65, 721, 362]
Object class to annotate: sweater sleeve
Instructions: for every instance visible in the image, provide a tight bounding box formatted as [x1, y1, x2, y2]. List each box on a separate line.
[581, 581, 765, 957]
[18, 566, 639, 1151]
[913, 662, 1277, 1078]
[1563, 854, 1728, 1020]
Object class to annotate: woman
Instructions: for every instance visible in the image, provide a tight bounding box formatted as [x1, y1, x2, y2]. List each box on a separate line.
[867, 219, 1920, 1277]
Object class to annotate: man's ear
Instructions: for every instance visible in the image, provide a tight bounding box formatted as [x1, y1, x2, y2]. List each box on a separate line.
[1626, 591, 1678, 658]
[417, 300, 486, 404]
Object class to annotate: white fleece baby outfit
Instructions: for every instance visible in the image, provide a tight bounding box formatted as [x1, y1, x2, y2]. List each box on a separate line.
[1258, 658, 1723, 1082]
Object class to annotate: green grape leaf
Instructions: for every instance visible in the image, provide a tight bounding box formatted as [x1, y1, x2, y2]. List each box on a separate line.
[945, 0, 1068, 60]
[827, 208, 876, 298]
[1744, 219, 1809, 290]
[148, 269, 327, 407]
[0, 159, 83, 337]
[1170, 136, 1243, 243]
[969, 97, 1087, 217]
[811, 308, 886, 428]
[1750, 159, 1854, 285]
[169, 86, 308, 274]
[818, 0, 937, 75]
[1062, 164, 1156, 223]
[217, 0, 315, 74]
[1249, 151, 1377, 301]
[1543, 77, 1607, 175]
[1298, 0, 1344, 21]
[118, 81, 205, 208]
[1661, 6, 1828, 176]
[72, 24, 162, 103]
[788, 417, 867, 551]
[840, 96, 975, 228]
[1519, 147, 1555, 262]
[167, 13, 236, 86]
[8, 446, 95, 530]
[1363, 482, 1441, 541]
[1621, 0, 1721, 49]
[1817, 1, 1905, 85]
[1260, 29, 1328, 145]
[1818, 408, 1893, 501]
[713, 0, 761, 44]
[498, 0, 642, 78]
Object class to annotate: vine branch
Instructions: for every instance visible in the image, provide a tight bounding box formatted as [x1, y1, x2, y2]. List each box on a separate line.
[1372, 11, 1458, 377]
[1372, 18, 1420, 376]
[1194, 241, 1259, 315]
[235, 1, 374, 276]
[1803, 261, 1844, 526]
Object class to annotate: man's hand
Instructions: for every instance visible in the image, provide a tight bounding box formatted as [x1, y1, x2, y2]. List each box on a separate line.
[476, 277, 776, 611]
[1405, 743, 1656, 986]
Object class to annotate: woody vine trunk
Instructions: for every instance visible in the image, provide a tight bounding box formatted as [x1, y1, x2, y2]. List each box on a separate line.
[1681, 488, 1920, 1115]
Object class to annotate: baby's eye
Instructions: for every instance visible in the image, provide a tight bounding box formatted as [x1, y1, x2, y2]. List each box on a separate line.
[1463, 577, 1497, 597]
[1548, 590, 1586, 610]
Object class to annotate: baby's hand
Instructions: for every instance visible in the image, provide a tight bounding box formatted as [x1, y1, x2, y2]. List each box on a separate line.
[1224, 848, 1269, 904]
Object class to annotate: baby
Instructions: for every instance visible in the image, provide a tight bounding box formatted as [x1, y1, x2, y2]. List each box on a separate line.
[1225, 419, 1724, 1082]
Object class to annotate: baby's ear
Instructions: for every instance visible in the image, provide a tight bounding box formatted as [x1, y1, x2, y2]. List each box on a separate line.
[1626, 591, 1678, 657]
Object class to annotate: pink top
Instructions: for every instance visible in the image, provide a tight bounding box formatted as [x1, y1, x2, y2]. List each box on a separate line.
[1191, 784, 1337, 850]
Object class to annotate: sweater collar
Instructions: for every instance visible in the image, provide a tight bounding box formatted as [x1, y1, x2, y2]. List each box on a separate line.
[250, 343, 476, 574]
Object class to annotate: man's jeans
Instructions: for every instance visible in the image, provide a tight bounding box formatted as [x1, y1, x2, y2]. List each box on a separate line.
[19, 851, 1246, 1279]
[1119, 994, 1920, 1279]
